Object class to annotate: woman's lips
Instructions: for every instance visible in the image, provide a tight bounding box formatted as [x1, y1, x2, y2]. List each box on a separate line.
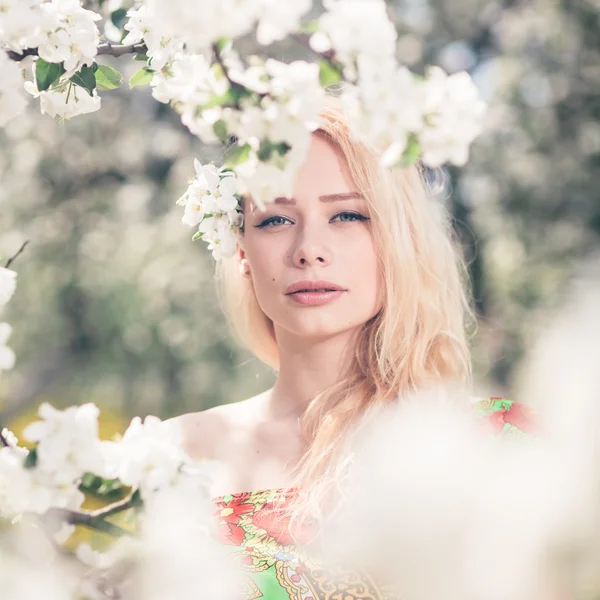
[286, 290, 345, 306]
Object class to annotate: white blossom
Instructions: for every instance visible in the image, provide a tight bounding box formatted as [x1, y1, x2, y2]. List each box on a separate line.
[0, 443, 84, 517]
[53, 521, 75, 544]
[75, 536, 144, 600]
[225, 59, 323, 148]
[0, 322, 15, 371]
[76, 542, 119, 569]
[105, 414, 204, 500]
[419, 66, 487, 167]
[314, 0, 397, 79]
[121, 4, 151, 46]
[180, 105, 223, 144]
[177, 161, 243, 260]
[148, 51, 232, 144]
[145, 0, 263, 55]
[0, 532, 78, 600]
[233, 154, 296, 211]
[265, 59, 324, 131]
[24, 74, 101, 121]
[197, 214, 241, 261]
[0, 446, 43, 516]
[1, 427, 19, 447]
[342, 63, 426, 167]
[0, 266, 17, 306]
[214, 61, 320, 213]
[150, 51, 225, 107]
[0, 0, 43, 53]
[36, 0, 101, 72]
[122, 4, 184, 72]
[0, 50, 29, 127]
[22, 402, 106, 485]
[256, 0, 312, 46]
[340, 62, 486, 168]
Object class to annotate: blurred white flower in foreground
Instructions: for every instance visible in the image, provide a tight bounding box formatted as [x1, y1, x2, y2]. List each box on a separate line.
[321, 269, 600, 600]
[132, 465, 238, 600]
[0, 523, 78, 600]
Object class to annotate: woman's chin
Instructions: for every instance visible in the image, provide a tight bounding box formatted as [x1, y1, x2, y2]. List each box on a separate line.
[277, 318, 361, 341]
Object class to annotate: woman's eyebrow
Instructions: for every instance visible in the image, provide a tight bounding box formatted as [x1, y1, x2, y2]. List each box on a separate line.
[273, 192, 365, 204]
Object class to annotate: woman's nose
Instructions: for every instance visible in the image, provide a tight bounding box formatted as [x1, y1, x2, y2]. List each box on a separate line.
[291, 228, 332, 268]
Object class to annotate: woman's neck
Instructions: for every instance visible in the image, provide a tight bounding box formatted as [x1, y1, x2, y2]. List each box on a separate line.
[266, 328, 358, 422]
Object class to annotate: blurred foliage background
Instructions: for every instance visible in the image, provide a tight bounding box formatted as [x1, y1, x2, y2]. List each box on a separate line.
[0, 0, 598, 439]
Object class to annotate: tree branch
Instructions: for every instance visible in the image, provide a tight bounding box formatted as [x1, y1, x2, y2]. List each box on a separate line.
[211, 43, 239, 92]
[5, 240, 29, 270]
[96, 42, 147, 58]
[48, 492, 141, 537]
[0, 428, 11, 448]
[5, 42, 147, 62]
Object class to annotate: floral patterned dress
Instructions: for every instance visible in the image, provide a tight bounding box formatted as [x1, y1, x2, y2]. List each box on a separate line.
[211, 397, 536, 600]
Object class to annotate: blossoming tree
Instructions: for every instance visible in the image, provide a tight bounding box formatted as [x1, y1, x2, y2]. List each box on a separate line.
[9, 2, 598, 600]
[1, 0, 486, 259]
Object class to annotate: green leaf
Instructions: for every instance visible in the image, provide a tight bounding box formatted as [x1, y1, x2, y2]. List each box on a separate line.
[224, 142, 252, 167]
[200, 83, 252, 110]
[69, 66, 97, 96]
[257, 140, 274, 162]
[201, 89, 235, 110]
[81, 472, 98, 489]
[395, 136, 422, 168]
[95, 65, 123, 90]
[35, 58, 66, 92]
[299, 19, 320, 34]
[79, 472, 128, 499]
[97, 478, 125, 495]
[129, 67, 154, 88]
[134, 53, 149, 62]
[212, 119, 228, 141]
[192, 230, 204, 241]
[214, 37, 229, 53]
[318, 59, 342, 88]
[111, 7, 128, 29]
[272, 142, 291, 156]
[23, 447, 37, 469]
[131, 489, 142, 506]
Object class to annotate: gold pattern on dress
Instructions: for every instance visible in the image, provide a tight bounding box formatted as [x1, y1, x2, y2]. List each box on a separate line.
[477, 398, 495, 410]
[238, 574, 263, 599]
[275, 557, 381, 600]
[276, 559, 322, 600]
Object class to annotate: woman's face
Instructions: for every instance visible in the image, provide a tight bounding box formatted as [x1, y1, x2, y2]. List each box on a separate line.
[239, 133, 382, 341]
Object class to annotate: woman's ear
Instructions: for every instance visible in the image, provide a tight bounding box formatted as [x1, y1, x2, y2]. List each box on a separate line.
[238, 247, 252, 279]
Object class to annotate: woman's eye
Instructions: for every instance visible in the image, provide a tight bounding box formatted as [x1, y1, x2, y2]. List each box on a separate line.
[331, 212, 369, 223]
[255, 212, 369, 228]
[255, 215, 293, 228]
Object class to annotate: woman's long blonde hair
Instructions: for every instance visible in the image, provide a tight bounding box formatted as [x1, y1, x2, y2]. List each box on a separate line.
[215, 97, 476, 527]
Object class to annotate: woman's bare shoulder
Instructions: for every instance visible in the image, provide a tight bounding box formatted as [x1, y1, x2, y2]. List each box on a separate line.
[169, 392, 268, 461]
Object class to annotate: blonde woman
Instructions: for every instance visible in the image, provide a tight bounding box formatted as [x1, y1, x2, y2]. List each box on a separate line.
[174, 100, 534, 599]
